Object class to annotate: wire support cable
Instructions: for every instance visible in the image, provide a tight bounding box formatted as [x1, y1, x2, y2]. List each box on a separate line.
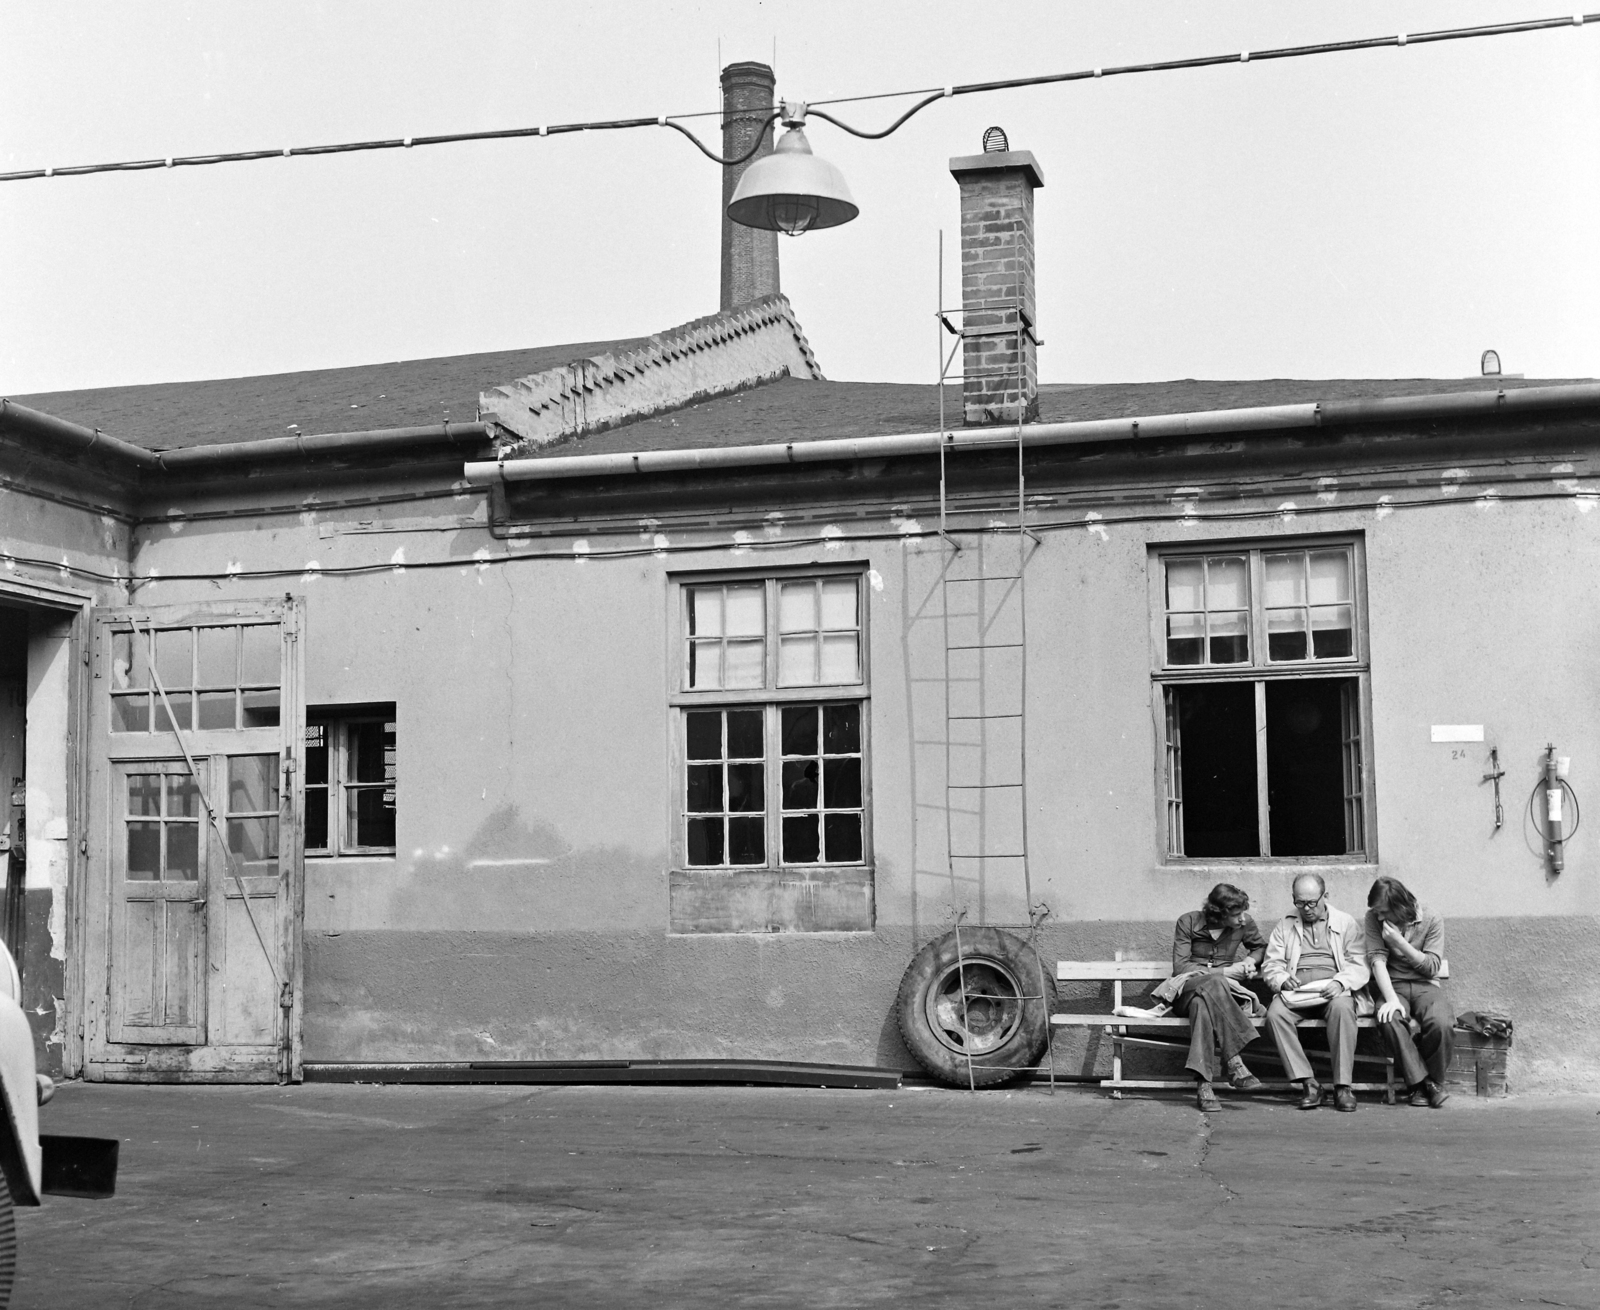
[10, 481, 1600, 589]
[4, 11, 1595, 183]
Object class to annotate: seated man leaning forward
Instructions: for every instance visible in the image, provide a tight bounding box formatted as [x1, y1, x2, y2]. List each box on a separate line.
[1366, 875, 1453, 1109]
[1261, 873, 1372, 1113]
[1164, 883, 1269, 1112]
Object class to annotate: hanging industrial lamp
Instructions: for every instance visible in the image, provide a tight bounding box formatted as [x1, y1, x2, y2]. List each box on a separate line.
[727, 103, 858, 236]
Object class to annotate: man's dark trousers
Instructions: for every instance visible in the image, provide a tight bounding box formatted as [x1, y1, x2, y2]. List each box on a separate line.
[1379, 980, 1455, 1086]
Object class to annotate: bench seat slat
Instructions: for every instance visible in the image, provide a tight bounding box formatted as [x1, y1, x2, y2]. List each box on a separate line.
[1051, 1015, 1384, 1029]
[1056, 961, 1171, 980]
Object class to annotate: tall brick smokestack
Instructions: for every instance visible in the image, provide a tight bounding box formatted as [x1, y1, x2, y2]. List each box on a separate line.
[721, 61, 781, 310]
[950, 139, 1044, 425]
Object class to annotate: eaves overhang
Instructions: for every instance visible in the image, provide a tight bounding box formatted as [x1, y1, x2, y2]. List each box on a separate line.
[0, 397, 495, 484]
[463, 381, 1600, 486]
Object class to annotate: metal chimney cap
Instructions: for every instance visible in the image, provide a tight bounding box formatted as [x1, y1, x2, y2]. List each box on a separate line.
[982, 126, 1010, 153]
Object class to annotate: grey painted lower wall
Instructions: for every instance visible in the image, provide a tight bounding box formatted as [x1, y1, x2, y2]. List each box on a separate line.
[303, 915, 1598, 1093]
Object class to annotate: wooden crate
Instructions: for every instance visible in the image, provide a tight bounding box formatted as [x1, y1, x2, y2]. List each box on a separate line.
[1444, 1027, 1510, 1097]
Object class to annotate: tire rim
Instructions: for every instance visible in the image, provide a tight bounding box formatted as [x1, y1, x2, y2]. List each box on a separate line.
[924, 958, 1025, 1056]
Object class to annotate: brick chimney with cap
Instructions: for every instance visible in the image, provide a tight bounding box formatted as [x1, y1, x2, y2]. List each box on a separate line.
[721, 61, 781, 310]
[950, 131, 1044, 425]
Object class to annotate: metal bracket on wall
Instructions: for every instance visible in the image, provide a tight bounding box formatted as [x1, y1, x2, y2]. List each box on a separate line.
[1482, 747, 1505, 830]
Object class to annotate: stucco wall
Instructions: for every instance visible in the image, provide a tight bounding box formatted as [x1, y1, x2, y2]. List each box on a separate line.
[122, 462, 1600, 1088]
[0, 486, 132, 1074]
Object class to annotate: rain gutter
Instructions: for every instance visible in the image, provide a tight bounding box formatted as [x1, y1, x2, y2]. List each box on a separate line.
[153, 421, 492, 471]
[0, 398, 160, 469]
[0, 400, 493, 476]
[463, 382, 1600, 485]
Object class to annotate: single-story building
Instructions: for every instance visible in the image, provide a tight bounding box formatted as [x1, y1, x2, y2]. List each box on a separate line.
[2, 92, 1596, 1091]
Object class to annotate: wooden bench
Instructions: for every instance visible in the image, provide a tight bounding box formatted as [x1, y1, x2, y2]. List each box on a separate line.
[1050, 956, 1400, 1101]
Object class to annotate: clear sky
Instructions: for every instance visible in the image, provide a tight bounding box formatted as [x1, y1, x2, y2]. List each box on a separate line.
[3, 1, 1597, 395]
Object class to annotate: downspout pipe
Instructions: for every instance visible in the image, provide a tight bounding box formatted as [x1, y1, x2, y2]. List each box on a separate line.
[464, 381, 1600, 486]
[0, 398, 161, 470]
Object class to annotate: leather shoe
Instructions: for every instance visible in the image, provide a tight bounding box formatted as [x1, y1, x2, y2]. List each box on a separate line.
[1226, 1056, 1264, 1091]
[1296, 1078, 1323, 1109]
[1196, 1082, 1221, 1113]
[1334, 1086, 1358, 1113]
[1409, 1079, 1449, 1109]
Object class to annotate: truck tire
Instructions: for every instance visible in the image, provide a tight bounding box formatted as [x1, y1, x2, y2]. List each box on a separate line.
[895, 927, 1056, 1087]
[0, 1166, 15, 1308]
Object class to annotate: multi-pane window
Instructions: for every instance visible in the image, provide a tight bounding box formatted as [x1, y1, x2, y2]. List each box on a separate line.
[227, 754, 281, 878]
[1155, 542, 1370, 861]
[305, 707, 396, 857]
[125, 772, 201, 881]
[110, 623, 280, 733]
[780, 704, 864, 863]
[1163, 549, 1354, 667]
[679, 574, 867, 870]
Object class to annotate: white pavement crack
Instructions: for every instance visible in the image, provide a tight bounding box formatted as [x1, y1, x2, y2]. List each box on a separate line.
[1193, 1115, 1241, 1203]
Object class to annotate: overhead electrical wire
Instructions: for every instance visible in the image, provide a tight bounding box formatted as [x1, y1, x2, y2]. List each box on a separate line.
[2, 11, 1594, 183]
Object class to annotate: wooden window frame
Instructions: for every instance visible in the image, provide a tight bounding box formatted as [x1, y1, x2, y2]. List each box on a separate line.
[1150, 536, 1375, 864]
[305, 705, 396, 859]
[670, 567, 871, 875]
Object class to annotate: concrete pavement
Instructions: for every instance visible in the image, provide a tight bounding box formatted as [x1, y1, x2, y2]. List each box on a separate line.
[14, 1080, 1600, 1308]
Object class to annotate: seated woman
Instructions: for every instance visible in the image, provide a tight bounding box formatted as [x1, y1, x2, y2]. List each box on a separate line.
[1157, 883, 1269, 1112]
[1365, 876, 1454, 1108]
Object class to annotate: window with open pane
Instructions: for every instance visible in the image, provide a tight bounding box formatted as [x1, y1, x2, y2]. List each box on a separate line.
[1155, 541, 1369, 861]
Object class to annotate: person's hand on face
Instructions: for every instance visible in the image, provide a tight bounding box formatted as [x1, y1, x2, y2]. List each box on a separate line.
[1380, 920, 1407, 948]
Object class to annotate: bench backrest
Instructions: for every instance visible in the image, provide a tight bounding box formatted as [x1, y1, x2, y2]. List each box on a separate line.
[1056, 960, 1171, 981]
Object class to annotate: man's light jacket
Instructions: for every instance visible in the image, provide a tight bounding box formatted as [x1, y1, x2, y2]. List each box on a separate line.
[1261, 903, 1372, 1000]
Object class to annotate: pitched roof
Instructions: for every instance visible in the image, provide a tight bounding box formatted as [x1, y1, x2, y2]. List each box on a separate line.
[524, 374, 1596, 458]
[10, 347, 1588, 462]
[6, 338, 650, 452]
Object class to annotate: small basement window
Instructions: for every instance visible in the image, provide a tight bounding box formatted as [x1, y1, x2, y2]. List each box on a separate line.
[305, 705, 396, 857]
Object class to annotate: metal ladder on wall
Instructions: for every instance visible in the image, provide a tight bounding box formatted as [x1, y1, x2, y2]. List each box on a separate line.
[935, 235, 1056, 1092]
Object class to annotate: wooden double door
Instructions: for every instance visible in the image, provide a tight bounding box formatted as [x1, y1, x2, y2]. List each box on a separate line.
[84, 601, 303, 1082]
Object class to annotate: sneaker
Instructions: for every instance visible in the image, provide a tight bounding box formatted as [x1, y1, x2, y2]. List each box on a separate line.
[1196, 1082, 1221, 1113]
[1334, 1086, 1358, 1113]
[1297, 1078, 1323, 1110]
[1225, 1055, 1264, 1091]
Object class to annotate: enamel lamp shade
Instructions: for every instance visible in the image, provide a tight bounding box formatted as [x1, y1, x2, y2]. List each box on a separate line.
[727, 124, 858, 236]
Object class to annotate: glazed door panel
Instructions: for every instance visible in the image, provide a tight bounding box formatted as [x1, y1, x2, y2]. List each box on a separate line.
[108, 760, 207, 1045]
[85, 601, 303, 1083]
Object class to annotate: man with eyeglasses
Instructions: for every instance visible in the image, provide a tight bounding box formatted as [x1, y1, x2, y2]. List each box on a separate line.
[1261, 873, 1372, 1112]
